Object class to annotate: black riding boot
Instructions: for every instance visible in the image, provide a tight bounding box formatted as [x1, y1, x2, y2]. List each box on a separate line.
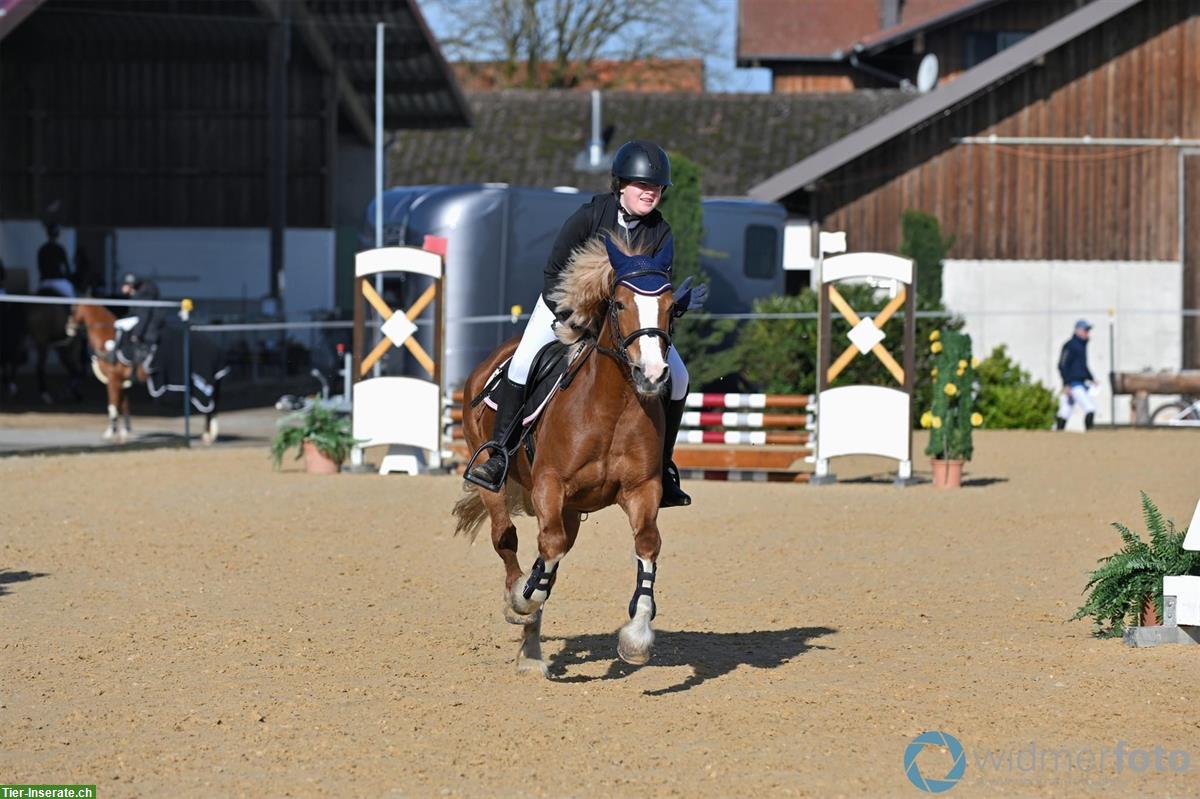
[1055, 416, 1067, 431]
[465, 377, 525, 492]
[660, 396, 692, 508]
[1084, 412, 1095, 431]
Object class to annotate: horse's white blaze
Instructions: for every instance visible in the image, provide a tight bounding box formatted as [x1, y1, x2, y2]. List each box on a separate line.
[633, 294, 667, 382]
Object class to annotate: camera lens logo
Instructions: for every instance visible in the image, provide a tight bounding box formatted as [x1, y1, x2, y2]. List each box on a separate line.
[905, 731, 966, 793]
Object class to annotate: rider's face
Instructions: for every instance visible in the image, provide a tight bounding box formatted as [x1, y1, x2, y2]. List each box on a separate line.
[620, 181, 663, 216]
[121, 284, 133, 296]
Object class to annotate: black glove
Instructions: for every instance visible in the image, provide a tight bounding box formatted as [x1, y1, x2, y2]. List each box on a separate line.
[673, 277, 709, 317]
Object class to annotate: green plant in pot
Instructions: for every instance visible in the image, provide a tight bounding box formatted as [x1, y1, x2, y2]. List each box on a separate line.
[920, 328, 980, 488]
[270, 404, 361, 474]
[1072, 492, 1200, 637]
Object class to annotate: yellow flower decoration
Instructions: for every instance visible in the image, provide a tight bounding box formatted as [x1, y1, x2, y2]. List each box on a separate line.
[931, 367, 938, 377]
[929, 330, 941, 342]
[971, 412, 984, 427]
[958, 359, 968, 370]
[971, 357, 980, 368]
[957, 366, 966, 377]
[944, 382, 958, 396]
[931, 341, 943, 354]
[920, 411, 933, 429]
[931, 416, 942, 429]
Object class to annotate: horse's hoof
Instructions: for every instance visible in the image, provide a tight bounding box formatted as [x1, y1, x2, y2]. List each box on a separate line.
[617, 640, 652, 666]
[516, 657, 549, 678]
[617, 620, 654, 666]
[101, 429, 114, 441]
[503, 603, 541, 626]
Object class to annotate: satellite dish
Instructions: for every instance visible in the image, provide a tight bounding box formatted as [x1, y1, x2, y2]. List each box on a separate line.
[916, 53, 939, 93]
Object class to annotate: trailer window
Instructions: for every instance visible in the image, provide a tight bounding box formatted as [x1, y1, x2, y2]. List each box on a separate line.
[744, 225, 778, 280]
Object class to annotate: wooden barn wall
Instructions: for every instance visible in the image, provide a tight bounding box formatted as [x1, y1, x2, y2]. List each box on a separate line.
[812, 1, 1200, 262]
[0, 20, 335, 228]
[920, 0, 1085, 83]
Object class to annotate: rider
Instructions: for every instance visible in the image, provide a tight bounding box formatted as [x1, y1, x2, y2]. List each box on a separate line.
[37, 224, 75, 298]
[467, 140, 701, 507]
[119, 273, 165, 364]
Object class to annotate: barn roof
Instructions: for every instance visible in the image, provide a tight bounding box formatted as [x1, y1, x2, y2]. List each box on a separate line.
[737, 0, 987, 62]
[747, 0, 1142, 201]
[387, 89, 911, 196]
[0, 0, 469, 137]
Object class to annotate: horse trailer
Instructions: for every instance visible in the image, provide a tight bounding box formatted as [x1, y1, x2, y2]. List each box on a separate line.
[361, 184, 788, 389]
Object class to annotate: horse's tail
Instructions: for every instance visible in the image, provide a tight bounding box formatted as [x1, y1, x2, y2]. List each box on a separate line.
[452, 481, 532, 543]
[452, 489, 489, 542]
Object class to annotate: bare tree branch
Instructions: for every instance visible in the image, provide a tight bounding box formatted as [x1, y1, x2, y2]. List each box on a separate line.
[428, 0, 723, 89]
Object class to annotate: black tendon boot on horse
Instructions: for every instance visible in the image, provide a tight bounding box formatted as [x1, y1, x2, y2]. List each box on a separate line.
[466, 377, 525, 492]
[660, 396, 691, 508]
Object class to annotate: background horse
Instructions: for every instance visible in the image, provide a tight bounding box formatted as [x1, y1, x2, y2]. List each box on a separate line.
[69, 302, 223, 444]
[453, 235, 675, 676]
[26, 296, 84, 404]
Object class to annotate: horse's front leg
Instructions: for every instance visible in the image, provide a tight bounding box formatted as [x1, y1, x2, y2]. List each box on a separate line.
[618, 484, 662, 666]
[103, 377, 121, 440]
[509, 481, 579, 676]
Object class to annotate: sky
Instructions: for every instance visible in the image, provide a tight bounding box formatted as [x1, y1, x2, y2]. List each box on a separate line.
[419, 0, 772, 93]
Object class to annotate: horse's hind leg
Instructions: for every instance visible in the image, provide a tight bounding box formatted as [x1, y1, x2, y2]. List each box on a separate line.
[618, 486, 662, 666]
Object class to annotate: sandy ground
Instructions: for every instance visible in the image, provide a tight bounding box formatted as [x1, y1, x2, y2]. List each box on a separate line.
[2, 429, 1200, 798]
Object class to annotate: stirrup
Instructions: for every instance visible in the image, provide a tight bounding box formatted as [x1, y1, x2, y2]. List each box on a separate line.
[464, 441, 512, 492]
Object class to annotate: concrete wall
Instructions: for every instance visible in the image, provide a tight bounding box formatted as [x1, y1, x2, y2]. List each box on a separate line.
[943, 260, 1183, 424]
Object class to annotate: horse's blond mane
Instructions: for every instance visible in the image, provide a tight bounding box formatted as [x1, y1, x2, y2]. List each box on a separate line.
[546, 233, 647, 344]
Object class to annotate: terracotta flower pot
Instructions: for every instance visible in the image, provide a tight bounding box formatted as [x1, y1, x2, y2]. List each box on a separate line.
[1140, 595, 1160, 627]
[303, 440, 340, 475]
[930, 458, 965, 488]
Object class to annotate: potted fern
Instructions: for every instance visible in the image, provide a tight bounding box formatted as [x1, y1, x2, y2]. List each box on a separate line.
[1072, 492, 1200, 637]
[920, 329, 982, 488]
[270, 404, 360, 475]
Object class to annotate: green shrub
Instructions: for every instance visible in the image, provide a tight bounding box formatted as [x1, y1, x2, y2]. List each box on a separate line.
[1072, 492, 1200, 638]
[900, 209, 954, 308]
[975, 345, 1057, 429]
[922, 328, 977, 461]
[659, 151, 740, 387]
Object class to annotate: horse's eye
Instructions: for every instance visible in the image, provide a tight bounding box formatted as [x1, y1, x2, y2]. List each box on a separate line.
[613, 301, 625, 312]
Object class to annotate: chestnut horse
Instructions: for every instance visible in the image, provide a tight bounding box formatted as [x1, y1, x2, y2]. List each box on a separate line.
[453, 234, 676, 676]
[68, 302, 220, 444]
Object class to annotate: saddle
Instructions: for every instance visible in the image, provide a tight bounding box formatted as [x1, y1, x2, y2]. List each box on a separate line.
[474, 340, 577, 464]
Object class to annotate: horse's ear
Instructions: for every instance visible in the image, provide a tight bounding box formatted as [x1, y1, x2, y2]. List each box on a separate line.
[603, 235, 627, 269]
[654, 236, 675, 271]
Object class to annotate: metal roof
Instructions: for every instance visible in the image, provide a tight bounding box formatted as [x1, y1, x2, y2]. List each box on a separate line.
[747, 0, 1143, 202]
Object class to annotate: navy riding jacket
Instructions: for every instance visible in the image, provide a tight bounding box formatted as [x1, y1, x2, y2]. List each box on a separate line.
[542, 193, 671, 317]
[1058, 335, 1094, 385]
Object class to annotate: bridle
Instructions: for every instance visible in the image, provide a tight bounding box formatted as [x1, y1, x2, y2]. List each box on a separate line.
[595, 270, 673, 368]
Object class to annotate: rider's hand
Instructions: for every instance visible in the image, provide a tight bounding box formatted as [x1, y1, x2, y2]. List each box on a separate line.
[688, 282, 709, 312]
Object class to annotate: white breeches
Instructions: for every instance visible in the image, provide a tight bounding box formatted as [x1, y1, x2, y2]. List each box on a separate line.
[1057, 384, 1096, 418]
[509, 295, 688, 401]
[38, 279, 75, 298]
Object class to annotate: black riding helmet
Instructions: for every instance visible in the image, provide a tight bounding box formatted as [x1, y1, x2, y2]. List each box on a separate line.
[611, 140, 672, 194]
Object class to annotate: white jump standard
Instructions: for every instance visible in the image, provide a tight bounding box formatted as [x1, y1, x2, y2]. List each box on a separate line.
[811, 252, 917, 486]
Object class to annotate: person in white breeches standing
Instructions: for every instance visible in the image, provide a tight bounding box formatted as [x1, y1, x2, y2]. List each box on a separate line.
[467, 140, 699, 507]
[1056, 319, 1096, 430]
